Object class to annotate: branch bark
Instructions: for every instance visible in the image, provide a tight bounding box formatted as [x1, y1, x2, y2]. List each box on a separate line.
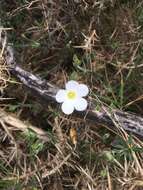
[1, 30, 143, 138]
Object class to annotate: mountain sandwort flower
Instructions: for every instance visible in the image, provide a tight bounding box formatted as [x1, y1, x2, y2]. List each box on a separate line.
[55, 80, 89, 115]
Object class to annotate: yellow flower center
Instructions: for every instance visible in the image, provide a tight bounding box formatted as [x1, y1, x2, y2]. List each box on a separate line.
[67, 90, 76, 100]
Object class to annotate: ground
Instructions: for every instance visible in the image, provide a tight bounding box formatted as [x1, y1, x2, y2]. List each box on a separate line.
[0, 0, 143, 189]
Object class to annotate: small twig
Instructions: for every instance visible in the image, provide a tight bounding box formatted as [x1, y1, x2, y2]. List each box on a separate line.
[0, 109, 50, 142]
[42, 152, 72, 178]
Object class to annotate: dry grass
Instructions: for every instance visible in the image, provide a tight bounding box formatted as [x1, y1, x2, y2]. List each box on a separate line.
[0, 0, 143, 189]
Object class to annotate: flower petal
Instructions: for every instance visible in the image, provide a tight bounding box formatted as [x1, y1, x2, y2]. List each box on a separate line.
[55, 89, 66, 103]
[74, 98, 88, 111]
[61, 101, 74, 115]
[76, 84, 89, 97]
[66, 80, 79, 90]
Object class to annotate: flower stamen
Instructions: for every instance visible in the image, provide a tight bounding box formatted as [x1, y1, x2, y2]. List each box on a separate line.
[67, 90, 76, 100]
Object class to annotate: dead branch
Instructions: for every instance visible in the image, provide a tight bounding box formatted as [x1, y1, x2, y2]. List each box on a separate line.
[1, 29, 143, 138]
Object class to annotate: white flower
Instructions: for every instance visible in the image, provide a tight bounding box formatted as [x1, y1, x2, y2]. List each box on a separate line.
[55, 80, 89, 115]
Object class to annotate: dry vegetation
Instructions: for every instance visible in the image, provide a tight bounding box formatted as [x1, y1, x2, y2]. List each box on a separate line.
[0, 0, 143, 189]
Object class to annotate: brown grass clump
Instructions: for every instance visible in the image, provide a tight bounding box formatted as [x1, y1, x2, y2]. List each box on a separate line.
[0, 30, 10, 93]
[0, 0, 143, 190]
